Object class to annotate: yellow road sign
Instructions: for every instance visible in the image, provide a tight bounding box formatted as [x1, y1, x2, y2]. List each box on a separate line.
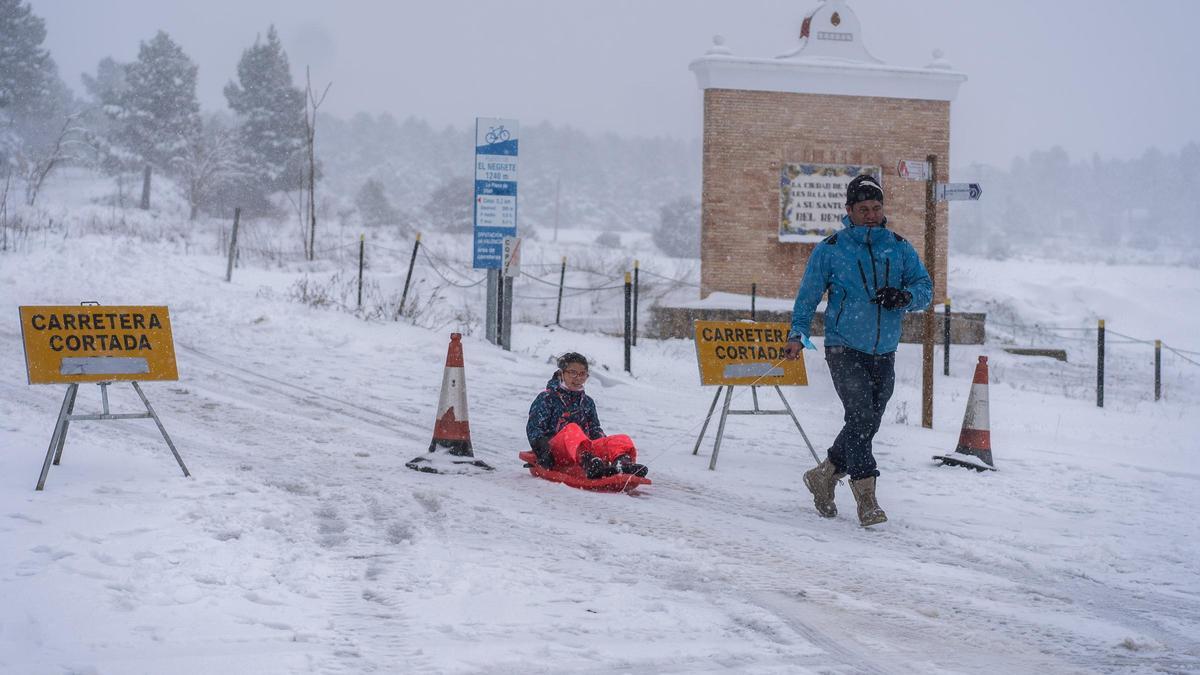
[19, 306, 178, 384]
[694, 320, 807, 386]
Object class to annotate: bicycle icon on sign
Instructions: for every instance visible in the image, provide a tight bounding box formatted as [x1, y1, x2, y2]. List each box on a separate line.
[485, 125, 511, 144]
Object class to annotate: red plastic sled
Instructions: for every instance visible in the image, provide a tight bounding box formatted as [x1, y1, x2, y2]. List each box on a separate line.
[518, 452, 651, 493]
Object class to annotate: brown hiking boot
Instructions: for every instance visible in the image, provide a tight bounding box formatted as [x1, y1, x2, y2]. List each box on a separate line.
[802, 459, 845, 517]
[849, 476, 888, 527]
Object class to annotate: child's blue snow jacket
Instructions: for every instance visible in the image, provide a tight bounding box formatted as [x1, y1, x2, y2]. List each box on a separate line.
[789, 216, 933, 355]
[527, 375, 605, 445]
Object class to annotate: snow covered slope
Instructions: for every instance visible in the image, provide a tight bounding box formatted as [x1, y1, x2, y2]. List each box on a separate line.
[1, 226, 1198, 674]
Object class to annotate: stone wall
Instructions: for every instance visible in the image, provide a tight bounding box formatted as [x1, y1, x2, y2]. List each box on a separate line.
[700, 88, 951, 303]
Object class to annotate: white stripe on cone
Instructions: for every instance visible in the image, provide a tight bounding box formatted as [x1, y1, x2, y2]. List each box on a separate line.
[436, 366, 468, 420]
[962, 382, 989, 431]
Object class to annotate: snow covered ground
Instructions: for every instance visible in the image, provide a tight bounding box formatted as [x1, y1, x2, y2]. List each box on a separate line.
[2, 205, 1199, 674]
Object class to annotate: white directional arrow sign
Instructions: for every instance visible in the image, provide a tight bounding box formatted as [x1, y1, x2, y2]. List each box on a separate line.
[936, 182, 983, 202]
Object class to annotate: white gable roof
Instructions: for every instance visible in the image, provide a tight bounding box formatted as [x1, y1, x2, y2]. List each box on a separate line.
[691, 0, 966, 102]
[778, 0, 882, 63]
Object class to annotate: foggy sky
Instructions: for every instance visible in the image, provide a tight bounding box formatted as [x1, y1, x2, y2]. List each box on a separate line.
[30, 0, 1200, 168]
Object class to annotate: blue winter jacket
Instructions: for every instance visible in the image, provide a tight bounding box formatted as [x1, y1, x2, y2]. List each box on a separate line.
[526, 375, 605, 445]
[789, 216, 932, 355]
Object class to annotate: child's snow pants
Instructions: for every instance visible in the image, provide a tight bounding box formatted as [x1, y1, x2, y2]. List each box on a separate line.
[548, 423, 637, 469]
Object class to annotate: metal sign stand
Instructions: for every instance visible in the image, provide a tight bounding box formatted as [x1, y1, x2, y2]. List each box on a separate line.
[36, 381, 190, 491]
[485, 269, 498, 345]
[691, 385, 820, 470]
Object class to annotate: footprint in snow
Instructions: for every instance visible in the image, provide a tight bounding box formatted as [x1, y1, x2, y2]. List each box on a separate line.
[7, 512, 42, 525]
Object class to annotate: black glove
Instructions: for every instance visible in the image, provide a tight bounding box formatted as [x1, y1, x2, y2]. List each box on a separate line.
[531, 436, 555, 469]
[873, 286, 912, 310]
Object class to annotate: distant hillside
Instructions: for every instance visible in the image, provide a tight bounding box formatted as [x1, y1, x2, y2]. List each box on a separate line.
[949, 143, 1200, 265]
[317, 114, 703, 235]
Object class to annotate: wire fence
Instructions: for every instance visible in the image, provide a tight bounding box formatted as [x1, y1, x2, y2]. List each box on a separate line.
[6, 202, 1193, 409]
[947, 312, 1197, 366]
[185, 223, 1200, 408]
[640, 267, 702, 288]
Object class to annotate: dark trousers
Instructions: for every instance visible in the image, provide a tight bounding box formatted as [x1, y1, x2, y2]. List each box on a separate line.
[825, 346, 896, 480]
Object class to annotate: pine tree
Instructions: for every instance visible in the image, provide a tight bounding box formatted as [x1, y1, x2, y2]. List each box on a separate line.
[0, 0, 68, 166]
[0, 0, 54, 114]
[355, 178, 399, 228]
[224, 25, 305, 204]
[80, 57, 129, 175]
[423, 175, 473, 233]
[654, 196, 701, 258]
[0, 0, 78, 205]
[81, 57, 128, 109]
[117, 31, 200, 172]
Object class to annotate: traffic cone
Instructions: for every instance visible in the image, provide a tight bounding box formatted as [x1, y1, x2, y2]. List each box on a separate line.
[933, 355, 996, 472]
[406, 333, 493, 474]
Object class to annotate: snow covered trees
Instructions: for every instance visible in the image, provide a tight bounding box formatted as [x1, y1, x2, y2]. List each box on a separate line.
[80, 32, 202, 210]
[70, 24, 314, 221]
[0, 0, 79, 205]
[0, 0, 56, 122]
[173, 115, 243, 220]
[224, 26, 306, 213]
[355, 178, 399, 228]
[423, 176, 473, 233]
[80, 57, 129, 176]
[120, 32, 200, 174]
[115, 31, 201, 209]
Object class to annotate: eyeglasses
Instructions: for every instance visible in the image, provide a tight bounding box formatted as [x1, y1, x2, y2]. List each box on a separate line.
[562, 369, 589, 378]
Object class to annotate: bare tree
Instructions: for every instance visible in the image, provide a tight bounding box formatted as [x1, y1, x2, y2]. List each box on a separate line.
[21, 109, 87, 207]
[300, 67, 331, 260]
[171, 116, 243, 220]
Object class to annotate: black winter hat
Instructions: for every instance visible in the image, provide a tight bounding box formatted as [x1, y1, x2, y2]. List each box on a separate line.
[846, 175, 884, 206]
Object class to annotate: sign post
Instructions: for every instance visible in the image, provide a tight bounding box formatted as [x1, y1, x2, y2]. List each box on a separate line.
[19, 304, 190, 490]
[473, 117, 519, 350]
[690, 320, 819, 470]
[922, 155, 938, 429]
[921, 170, 983, 428]
[486, 273, 498, 345]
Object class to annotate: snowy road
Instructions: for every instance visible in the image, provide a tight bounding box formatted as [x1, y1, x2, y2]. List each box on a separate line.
[2, 237, 1199, 674]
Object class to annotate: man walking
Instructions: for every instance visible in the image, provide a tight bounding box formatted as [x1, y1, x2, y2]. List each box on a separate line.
[783, 174, 932, 526]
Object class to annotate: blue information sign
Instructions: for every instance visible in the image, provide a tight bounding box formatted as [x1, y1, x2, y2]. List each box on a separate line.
[473, 117, 519, 269]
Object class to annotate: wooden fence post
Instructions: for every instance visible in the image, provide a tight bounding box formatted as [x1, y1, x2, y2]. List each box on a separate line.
[624, 272, 632, 373]
[357, 234, 365, 309]
[1154, 339, 1161, 401]
[555, 256, 566, 326]
[398, 232, 421, 319]
[943, 298, 951, 376]
[1096, 319, 1105, 408]
[225, 207, 241, 282]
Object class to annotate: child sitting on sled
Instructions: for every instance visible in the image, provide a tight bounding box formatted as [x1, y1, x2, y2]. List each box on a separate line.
[526, 352, 649, 479]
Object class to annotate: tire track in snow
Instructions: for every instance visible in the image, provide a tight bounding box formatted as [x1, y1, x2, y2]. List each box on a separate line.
[309, 532, 434, 673]
[176, 341, 427, 438]
[504, 471, 1081, 673]
[125, 341, 441, 671]
[645, 462, 1200, 673]
[23, 325, 1183, 673]
[494, 474, 894, 672]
